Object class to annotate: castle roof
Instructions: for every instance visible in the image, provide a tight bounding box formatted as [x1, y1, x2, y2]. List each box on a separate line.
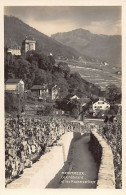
[24, 35, 35, 41]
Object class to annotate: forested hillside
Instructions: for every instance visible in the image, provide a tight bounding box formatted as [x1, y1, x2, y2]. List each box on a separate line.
[4, 15, 80, 59]
[5, 50, 101, 99]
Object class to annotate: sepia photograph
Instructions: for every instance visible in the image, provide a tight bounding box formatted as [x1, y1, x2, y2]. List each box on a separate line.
[3, 5, 122, 190]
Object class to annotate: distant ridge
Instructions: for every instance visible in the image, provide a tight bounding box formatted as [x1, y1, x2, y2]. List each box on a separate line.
[52, 28, 121, 65]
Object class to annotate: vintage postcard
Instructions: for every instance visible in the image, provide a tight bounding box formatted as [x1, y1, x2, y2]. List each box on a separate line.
[0, 0, 126, 195]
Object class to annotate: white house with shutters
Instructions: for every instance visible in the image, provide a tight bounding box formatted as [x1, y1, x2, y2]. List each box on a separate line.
[93, 97, 110, 115]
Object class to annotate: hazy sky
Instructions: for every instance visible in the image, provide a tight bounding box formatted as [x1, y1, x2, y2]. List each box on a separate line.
[4, 6, 121, 36]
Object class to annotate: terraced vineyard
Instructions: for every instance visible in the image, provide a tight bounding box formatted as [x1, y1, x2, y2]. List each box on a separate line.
[69, 64, 121, 90]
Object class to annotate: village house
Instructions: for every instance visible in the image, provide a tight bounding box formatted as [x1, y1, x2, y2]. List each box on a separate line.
[31, 85, 49, 101]
[92, 97, 110, 116]
[70, 95, 80, 100]
[7, 45, 21, 56]
[31, 84, 59, 101]
[5, 79, 24, 95]
[51, 85, 60, 100]
[117, 104, 122, 116]
[102, 61, 109, 66]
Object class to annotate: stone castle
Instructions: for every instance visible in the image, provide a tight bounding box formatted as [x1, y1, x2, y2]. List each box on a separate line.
[7, 36, 36, 56]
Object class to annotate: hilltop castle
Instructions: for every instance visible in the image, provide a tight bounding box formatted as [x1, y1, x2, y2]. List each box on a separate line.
[7, 36, 36, 56]
[21, 36, 36, 54]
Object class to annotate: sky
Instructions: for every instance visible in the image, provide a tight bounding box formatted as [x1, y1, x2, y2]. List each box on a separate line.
[4, 6, 121, 36]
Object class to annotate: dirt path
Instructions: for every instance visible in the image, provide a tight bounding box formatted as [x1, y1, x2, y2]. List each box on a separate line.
[46, 134, 98, 188]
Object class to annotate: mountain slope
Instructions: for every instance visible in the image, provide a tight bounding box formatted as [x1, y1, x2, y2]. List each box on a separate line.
[4, 15, 80, 59]
[51, 28, 121, 65]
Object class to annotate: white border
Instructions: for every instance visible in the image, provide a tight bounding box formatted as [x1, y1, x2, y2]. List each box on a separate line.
[0, 1, 126, 195]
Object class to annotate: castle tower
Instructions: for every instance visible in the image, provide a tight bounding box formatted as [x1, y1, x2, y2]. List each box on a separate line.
[22, 36, 36, 54]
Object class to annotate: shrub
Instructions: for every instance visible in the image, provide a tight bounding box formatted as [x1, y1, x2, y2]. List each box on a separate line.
[5, 93, 19, 113]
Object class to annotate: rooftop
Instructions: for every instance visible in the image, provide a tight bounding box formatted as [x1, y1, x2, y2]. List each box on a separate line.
[70, 95, 80, 100]
[6, 79, 23, 84]
[8, 45, 21, 50]
[31, 85, 47, 90]
[24, 35, 35, 41]
[79, 97, 91, 104]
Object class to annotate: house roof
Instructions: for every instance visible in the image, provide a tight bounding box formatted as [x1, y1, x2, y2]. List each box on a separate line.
[6, 79, 22, 84]
[8, 45, 21, 50]
[99, 97, 105, 101]
[52, 85, 60, 90]
[31, 85, 47, 90]
[93, 100, 110, 105]
[31, 84, 60, 91]
[70, 95, 80, 100]
[47, 84, 60, 91]
[79, 98, 91, 103]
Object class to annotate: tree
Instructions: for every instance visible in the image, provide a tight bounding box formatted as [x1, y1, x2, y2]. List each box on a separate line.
[37, 104, 53, 116]
[55, 98, 70, 111]
[5, 93, 20, 113]
[46, 71, 52, 84]
[44, 105, 53, 116]
[108, 105, 119, 115]
[68, 72, 84, 95]
[38, 54, 55, 71]
[105, 84, 121, 103]
[34, 69, 47, 85]
[26, 50, 40, 64]
[58, 62, 70, 79]
[48, 55, 55, 71]
[68, 98, 81, 118]
[52, 71, 69, 98]
[59, 85, 69, 99]
[71, 107, 79, 119]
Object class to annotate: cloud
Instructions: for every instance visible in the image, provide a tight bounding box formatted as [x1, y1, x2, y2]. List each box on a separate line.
[25, 18, 78, 36]
[82, 20, 121, 35]
[113, 20, 121, 34]
[4, 6, 121, 36]
[25, 18, 121, 36]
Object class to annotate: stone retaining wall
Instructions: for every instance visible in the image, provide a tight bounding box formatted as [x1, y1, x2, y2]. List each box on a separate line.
[7, 132, 73, 189]
[89, 129, 115, 189]
[57, 132, 73, 162]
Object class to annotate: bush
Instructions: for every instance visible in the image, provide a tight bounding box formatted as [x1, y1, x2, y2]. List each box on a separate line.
[37, 104, 53, 116]
[5, 93, 19, 113]
[71, 107, 79, 119]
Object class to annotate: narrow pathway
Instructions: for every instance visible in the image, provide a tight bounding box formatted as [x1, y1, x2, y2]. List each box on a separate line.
[46, 134, 98, 188]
